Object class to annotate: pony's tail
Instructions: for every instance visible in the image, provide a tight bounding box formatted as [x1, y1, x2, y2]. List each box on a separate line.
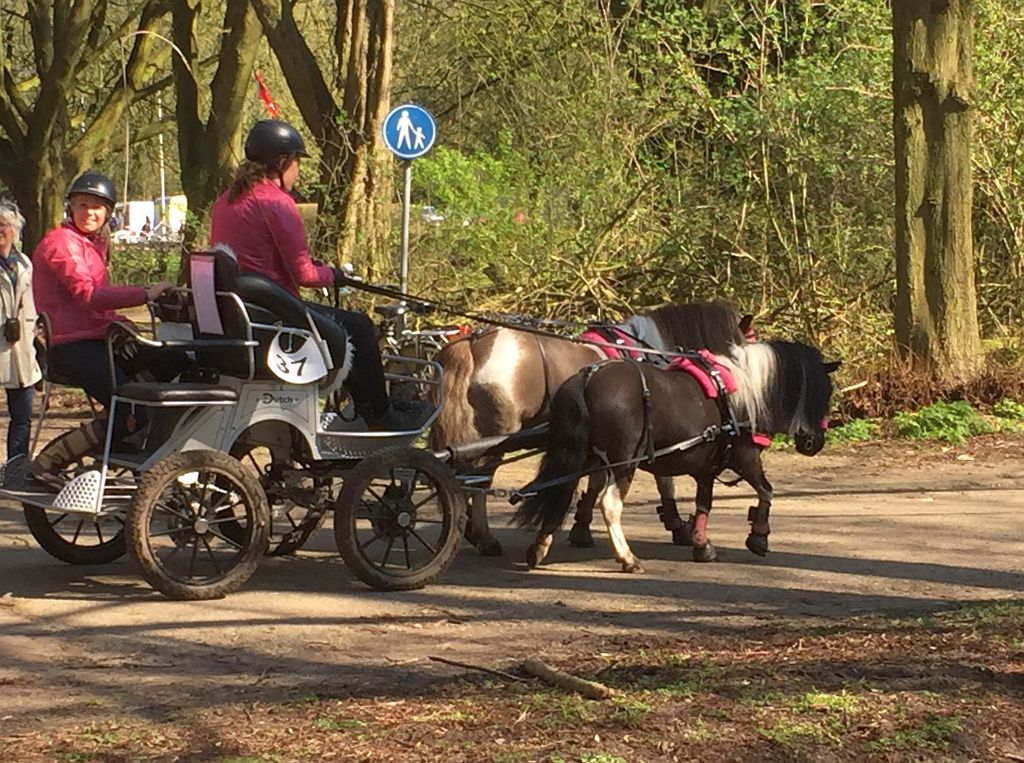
[428, 336, 480, 450]
[513, 374, 591, 530]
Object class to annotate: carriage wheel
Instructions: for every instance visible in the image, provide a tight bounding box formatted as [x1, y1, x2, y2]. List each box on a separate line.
[23, 423, 129, 565]
[335, 448, 465, 591]
[230, 441, 333, 556]
[127, 450, 270, 600]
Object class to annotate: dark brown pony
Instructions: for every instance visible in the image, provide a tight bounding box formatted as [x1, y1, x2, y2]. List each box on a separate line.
[514, 340, 839, 571]
[429, 301, 751, 555]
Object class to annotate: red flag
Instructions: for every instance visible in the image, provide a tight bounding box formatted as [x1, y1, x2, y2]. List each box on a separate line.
[255, 71, 279, 118]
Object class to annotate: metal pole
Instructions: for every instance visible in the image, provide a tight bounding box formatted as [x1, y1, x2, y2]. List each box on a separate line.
[157, 95, 167, 225]
[398, 159, 413, 334]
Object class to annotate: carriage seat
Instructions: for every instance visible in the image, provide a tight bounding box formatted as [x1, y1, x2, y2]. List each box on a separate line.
[116, 382, 239, 405]
[190, 250, 350, 387]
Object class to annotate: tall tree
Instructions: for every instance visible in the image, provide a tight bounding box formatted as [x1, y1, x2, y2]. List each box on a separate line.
[0, 1, 168, 251]
[892, 0, 981, 380]
[170, 0, 262, 246]
[251, 0, 394, 274]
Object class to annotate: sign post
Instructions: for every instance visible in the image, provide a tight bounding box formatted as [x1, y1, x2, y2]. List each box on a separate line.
[381, 104, 436, 332]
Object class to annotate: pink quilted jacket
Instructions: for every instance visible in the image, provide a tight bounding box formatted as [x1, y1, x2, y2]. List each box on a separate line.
[32, 222, 147, 345]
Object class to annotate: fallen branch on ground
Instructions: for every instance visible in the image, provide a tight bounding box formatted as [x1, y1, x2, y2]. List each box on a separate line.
[428, 655, 526, 683]
[520, 659, 616, 699]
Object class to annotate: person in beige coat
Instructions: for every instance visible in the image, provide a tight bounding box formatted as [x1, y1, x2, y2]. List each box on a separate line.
[0, 201, 42, 486]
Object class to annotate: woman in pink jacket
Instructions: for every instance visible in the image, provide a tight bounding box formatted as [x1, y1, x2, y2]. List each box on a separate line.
[210, 120, 429, 431]
[32, 172, 179, 415]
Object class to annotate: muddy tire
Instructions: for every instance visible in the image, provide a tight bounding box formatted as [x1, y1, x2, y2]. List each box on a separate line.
[335, 448, 465, 591]
[127, 450, 270, 600]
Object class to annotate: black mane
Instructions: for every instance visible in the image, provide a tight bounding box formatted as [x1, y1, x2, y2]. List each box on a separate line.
[645, 300, 745, 354]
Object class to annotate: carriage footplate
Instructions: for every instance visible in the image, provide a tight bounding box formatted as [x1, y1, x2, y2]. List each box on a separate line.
[0, 470, 124, 517]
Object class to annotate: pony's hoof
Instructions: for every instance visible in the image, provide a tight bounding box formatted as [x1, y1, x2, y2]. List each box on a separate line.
[692, 542, 718, 563]
[671, 517, 694, 547]
[567, 523, 594, 548]
[525, 544, 543, 568]
[622, 559, 646, 574]
[477, 538, 503, 557]
[745, 533, 769, 557]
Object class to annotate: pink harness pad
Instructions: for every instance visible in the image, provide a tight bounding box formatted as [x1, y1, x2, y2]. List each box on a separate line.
[668, 350, 772, 448]
[666, 349, 738, 397]
[579, 327, 644, 360]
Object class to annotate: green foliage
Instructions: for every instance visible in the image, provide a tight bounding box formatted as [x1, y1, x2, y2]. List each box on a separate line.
[828, 418, 881, 443]
[893, 401, 993, 444]
[993, 399, 1024, 421]
[393, 0, 1024, 377]
[108, 243, 180, 286]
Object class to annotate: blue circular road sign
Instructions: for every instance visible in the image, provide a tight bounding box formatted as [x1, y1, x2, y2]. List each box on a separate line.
[382, 104, 436, 160]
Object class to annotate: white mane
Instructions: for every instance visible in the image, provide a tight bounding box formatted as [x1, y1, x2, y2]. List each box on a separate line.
[713, 342, 778, 434]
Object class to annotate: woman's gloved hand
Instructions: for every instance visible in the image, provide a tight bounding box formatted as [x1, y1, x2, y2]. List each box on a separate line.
[332, 267, 352, 287]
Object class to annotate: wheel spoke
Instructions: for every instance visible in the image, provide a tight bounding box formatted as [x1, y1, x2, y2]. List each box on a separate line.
[49, 512, 71, 530]
[206, 527, 246, 550]
[411, 489, 440, 511]
[359, 529, 387, 552]
[153, 499, 193, 523]
[95, 522, 105, 545]
[71, 519, 84, 544]
[187, 536, 200, 580]
[407, 527, 437, 556]
[148, 526, 196, 539]
[402, 532, 411, 569]
[379, 535, 396, 567]
[199, 534, 224, 575]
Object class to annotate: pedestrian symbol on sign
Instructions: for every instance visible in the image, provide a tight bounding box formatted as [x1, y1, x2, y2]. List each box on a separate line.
[382, 104, 435, 160]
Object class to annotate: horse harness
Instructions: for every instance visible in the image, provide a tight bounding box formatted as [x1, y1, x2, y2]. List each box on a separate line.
[588, 349, 742, 463]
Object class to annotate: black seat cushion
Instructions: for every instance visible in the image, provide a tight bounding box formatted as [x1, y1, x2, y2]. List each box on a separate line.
[116, 382, 238, 404]
[234, 273, 349, 374]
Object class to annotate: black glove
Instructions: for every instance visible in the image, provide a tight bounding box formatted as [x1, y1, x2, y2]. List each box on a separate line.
[332, 267, 351, 287]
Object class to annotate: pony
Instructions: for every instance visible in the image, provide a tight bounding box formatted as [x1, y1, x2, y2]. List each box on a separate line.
[513, 340, 839, 572]
[429, 301, 753, 556]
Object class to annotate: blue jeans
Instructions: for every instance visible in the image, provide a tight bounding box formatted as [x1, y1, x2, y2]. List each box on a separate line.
[5, 385, 33, 461]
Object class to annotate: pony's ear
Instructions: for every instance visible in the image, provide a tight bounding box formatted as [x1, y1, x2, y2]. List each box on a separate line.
[739, 314, 755, 336]
[823, 360, 842, 374]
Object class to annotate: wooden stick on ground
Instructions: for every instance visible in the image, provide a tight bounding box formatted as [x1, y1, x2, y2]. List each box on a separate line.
[520, 659, 616, 700]
[428, 655, 527, 683]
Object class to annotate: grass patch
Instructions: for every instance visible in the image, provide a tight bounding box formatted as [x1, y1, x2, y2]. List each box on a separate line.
[311, 714, 367, 731]
[791, 689, 861, 715]
[611, 696, 652, 728]
[865, 713, 963, 753]
[525, 691, 597, 726]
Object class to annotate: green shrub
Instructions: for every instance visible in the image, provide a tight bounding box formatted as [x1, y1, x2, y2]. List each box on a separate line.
[828, 418, 880, 443]
[892, 401, 993, 445]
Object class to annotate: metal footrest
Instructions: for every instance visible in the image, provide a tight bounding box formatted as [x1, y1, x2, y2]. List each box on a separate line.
[0, 472, 132, 517]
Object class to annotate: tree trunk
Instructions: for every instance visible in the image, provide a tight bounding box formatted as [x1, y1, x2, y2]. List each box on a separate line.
[892, 0, 981, 381]
[172, 0, 262, 251]
[252, 0, 394, 276]
[337, 0, 394, 277]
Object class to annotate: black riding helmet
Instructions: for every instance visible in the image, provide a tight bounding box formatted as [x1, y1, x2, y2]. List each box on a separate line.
[244, 120, 310, 167]
[67, 172, 116, 207]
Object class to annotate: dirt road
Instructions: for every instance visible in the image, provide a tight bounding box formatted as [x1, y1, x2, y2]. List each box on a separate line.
[1, 433, 1022, 735]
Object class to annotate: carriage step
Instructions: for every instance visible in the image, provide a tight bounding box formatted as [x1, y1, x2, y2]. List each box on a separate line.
[0, 479, 129, 517]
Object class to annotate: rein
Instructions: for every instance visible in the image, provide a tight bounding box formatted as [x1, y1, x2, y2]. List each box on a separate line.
[338, 278, 702, 361]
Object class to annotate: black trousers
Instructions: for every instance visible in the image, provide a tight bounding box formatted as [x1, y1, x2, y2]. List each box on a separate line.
[305, 303, 388, 418]
[49, 339, 186, 437]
